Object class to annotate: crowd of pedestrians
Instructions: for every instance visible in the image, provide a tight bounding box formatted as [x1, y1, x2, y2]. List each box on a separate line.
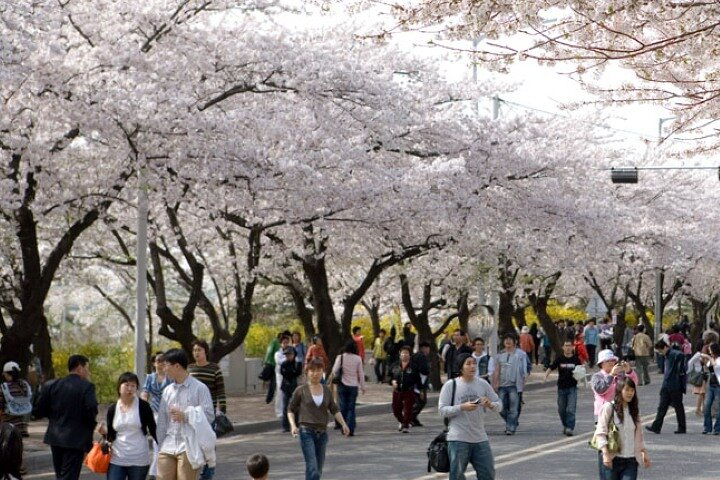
[4, 316, 720, 480]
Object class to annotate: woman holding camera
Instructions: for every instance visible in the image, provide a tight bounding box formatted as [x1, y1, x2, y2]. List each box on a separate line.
[591, 349, 638, 423]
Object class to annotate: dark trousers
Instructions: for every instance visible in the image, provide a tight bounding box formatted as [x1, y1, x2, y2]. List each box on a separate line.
[650, 387, 686, 432]
[392, 390, 416, 428]
[374, 359, 387, 383]
[265, 373, 276, 403]
[412, 389, 427, 422]
[586, 344, 597, 366]
[51, 445, 85, 480]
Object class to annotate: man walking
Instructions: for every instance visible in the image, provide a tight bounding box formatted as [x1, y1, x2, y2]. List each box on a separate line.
[631, 325, 653, 386]
[34, 354, 98, 480]
[583, 319, 599, 366]
[490, 333, 529, 435]
[471, 337, 491, 382]
[544, 340, 581, 436]
[157, 348, 215, 480]
[445, 330, 472, 379]
[646, 340, 687, 434]
[439, 352, 501, 480]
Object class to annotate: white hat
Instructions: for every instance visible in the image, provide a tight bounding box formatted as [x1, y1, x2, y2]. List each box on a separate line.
[521, 326, 530, 334]
[596, 349, 618, 366]
[3, 361, 20, 373]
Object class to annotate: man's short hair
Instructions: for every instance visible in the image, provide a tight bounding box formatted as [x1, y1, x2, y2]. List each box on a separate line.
[191, 339, 210, 357]
[67, 354, 89, 372]
[502, 332, 518, 343]
[637, 324, 645, 333]
[399, 345, 412, 354]
[352, 326, 361, 334]
[246, 453, 269, 479]
[163, 348, 189, 369]
[473, 337, 485, 344]
[654, 339, 669, 350]
[419, 340, 431, 348]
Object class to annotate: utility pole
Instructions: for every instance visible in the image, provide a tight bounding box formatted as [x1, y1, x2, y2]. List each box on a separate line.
[135, 158, 148, 376]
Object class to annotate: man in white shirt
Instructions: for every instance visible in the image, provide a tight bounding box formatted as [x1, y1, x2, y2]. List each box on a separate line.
[156, 349, 214, 480]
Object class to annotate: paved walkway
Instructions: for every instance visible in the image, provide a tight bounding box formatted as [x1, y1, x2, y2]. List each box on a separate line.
[23, 369, 554, 472]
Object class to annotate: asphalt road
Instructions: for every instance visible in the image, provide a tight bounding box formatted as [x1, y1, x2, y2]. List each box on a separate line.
[27, 371, 720, 479]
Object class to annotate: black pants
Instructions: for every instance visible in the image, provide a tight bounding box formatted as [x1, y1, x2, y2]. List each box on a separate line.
[650, 387, 686, 432]
[51, 445, 85, 480]
[412, 389, 427, 422]
[586, 344, 597, 365]
[265, 373, 276, 404]
[374, 359, 387, 383]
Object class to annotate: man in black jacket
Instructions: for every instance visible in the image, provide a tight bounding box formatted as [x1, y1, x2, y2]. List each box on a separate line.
[646, 339, 687, 434]
[34, 354, 98, 480]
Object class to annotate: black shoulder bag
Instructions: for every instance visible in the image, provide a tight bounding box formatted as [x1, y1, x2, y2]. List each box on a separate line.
[427, 379, 456, 473]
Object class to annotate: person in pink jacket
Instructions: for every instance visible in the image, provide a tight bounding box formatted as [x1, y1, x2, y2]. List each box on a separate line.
[591, 349, 638, 421]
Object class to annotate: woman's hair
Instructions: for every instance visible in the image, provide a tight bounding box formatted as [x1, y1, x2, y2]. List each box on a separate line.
[709, 343, 720, 356]
[344, 340, 358, 355]
[306, 357, 325, 371]
[614, 377, 640, 426]
[116, 372, 140, 395]
[0, 422, 23, 479]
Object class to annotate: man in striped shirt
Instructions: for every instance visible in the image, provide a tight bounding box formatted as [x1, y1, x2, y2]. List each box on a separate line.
[189, 340, 226, 480]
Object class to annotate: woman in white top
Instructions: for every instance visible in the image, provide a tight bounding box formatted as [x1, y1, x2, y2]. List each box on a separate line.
[99, 372, 157, 480]
[595, 377, 651, 480]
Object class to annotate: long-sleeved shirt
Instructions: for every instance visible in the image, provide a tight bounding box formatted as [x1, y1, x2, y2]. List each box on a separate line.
[332, 353, 365, 390]
[591, 369, 638, 417]
[439, 377, 501, 443]
[156, 374, 214, 455]
[594, 402, 646, 463]
[584, 326, 599, 346]
[142, 372, 172, 413]
[188, 362, 226, 413]
[288, 384, 339, 431]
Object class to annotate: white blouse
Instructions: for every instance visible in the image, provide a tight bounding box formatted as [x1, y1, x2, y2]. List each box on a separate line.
[615, 406, 636, 459]
[111, 397, 151, 466]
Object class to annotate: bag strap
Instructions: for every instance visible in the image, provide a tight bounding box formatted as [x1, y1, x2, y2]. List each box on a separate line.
[443, 379, 456, 430]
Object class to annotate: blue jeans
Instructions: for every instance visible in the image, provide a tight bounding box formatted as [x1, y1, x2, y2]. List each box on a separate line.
[498, 386, 519, 432]
[299, 427, 328, 480]
[598, 452, 638, 480]
[557, 387, 577, 430]
[107, 464, 150, 480]
[448, 440, 494, 480]
[704, 383, 720, 433]
[337, 383, 358, 434]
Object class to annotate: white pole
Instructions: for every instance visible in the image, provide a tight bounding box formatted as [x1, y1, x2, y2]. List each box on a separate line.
[135, 159, 148, 376]
[492, 95, 500, 120]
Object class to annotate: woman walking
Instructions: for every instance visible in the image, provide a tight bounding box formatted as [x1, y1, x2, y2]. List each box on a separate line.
[288, 358, 350, 480]
[305, 336, 330, 372]
[100, 372, 157, 480]
[331, 341, 365, 436]
[595, 377, 651, 480]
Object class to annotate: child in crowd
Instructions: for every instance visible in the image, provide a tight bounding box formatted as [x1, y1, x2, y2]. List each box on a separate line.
[246, 453, 269, 479]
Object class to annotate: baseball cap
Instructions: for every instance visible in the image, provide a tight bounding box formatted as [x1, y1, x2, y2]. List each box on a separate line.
[3, 361, 20, 373]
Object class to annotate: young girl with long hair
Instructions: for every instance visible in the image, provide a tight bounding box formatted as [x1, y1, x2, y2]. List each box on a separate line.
[595, 377, 651, 480]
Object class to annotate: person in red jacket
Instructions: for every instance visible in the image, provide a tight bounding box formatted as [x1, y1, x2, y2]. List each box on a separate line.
[352, 326, 366, 363]
[574, 333, 589, 365]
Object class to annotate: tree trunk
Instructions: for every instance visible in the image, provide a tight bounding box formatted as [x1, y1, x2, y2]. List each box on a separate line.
[690, 295, 718, 348]
[361, 297, 382, 340]
[497, 255, 519, 336]
[527, 272, 563, 357]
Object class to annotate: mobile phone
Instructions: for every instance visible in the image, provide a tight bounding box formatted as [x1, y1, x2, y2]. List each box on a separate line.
[473, 397, 483, 404]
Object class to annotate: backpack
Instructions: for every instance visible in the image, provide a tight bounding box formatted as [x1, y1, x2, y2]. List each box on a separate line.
[427, 379, 456, 473]
[1, 381, 33, 416]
